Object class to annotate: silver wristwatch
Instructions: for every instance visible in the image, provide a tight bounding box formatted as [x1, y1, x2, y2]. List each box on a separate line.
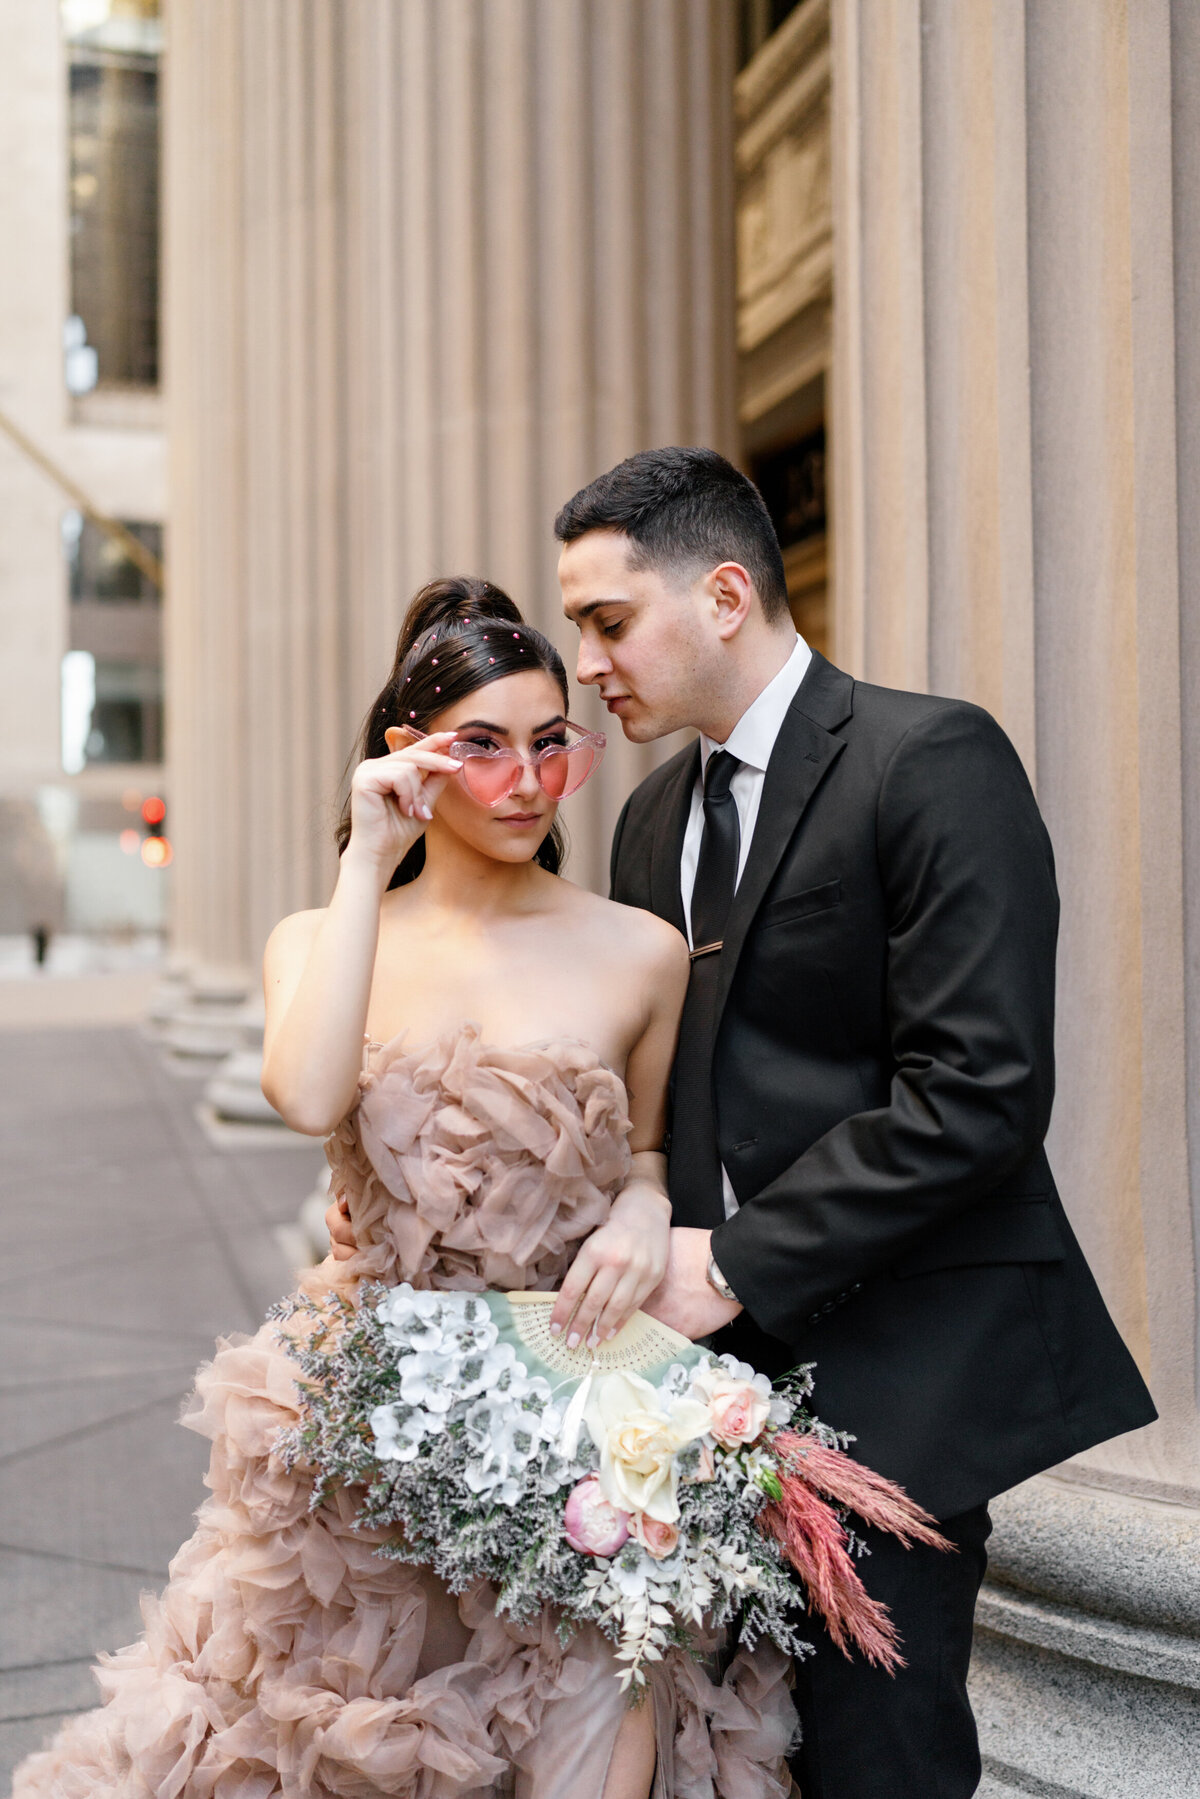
[706, 1252, 738, 1303]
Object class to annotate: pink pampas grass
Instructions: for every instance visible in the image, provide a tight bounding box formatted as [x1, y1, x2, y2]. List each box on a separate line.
[758, 1433, 952, 1672]
[772, 1433, 950, 1549]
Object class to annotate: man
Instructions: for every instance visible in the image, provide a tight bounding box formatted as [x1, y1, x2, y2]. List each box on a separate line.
[553, 447, 1154, 1798]
[331, 446, 1155, 1796]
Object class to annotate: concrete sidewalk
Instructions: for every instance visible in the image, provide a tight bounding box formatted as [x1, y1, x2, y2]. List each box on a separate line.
[0, 1024, 323, 1782]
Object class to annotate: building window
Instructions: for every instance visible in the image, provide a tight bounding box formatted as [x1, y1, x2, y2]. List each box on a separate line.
[62, 1, 162, 391]
[62, 514, 164, 770]
[67, 511, 162, 605]
[739, 0, 805, 69]
[749, 420, 828, 654]
[752, 427, 826, 552]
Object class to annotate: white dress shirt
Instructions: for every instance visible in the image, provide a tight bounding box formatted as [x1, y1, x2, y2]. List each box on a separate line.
[679, 632, 813, 1217]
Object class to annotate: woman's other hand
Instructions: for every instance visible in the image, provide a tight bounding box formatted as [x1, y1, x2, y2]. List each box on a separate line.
[549, 1163, 672, 1347]
[343, 728, 461, 876]
[325, 1194, 358, 1262]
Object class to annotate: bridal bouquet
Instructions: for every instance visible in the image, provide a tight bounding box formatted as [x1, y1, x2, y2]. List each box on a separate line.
[274, 1284, 945, 1689]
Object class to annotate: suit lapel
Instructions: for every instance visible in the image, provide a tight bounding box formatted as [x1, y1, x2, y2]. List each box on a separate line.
[714, 654, 853, 1021]
[648, 741, 699, 935]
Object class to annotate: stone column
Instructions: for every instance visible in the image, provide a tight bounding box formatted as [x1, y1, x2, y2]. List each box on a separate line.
[164, 0, 736, 979]
[831, 1, 1200, 1788]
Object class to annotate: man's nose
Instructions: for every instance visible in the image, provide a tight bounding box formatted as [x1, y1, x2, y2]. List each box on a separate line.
[576, 636, 609, 686]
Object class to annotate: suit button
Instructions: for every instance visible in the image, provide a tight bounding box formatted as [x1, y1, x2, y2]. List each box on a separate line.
[850, 1282, 862, 1294]
[820, 1300, 837, 1315]
[807, 1312, 821, 1325]
[661, 1130, 672, 1154]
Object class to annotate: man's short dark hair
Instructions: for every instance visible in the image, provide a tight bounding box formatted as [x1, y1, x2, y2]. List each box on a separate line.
[554, 446, 790, 622]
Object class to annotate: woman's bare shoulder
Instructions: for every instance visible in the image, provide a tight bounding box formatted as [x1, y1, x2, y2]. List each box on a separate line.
[264, 907, 327, 970]
[556, 882, 688, 973]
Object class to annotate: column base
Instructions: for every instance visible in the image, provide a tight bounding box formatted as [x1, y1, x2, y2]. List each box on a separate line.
[970, 1470, 1200, 1797]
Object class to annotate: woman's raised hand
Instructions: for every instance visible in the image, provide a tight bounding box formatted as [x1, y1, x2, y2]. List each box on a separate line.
[344, 730, 461, 875]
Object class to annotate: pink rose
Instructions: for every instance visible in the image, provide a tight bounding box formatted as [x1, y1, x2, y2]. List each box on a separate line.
[631, 1512, 680, 1559]
[563, 1477, 631, 1556]
[708, 1381, 770, 1449]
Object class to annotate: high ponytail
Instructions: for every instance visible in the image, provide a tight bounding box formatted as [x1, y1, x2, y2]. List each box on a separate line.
[391, 575, 523, 663]
[335, 576, 570, 887]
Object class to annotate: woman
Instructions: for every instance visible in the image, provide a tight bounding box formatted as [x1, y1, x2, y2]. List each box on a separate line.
[14, 579, 795, 1798]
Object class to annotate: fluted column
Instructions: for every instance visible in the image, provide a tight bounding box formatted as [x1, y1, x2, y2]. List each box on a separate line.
[832, 1, 1200, 1787]
[164, 0, 250, 976]
[165, 0, 736, 978]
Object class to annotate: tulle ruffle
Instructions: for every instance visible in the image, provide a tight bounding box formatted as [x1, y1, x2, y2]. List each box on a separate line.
[13, 1029, 796, 1797]
[321, 1027, 634, 1297]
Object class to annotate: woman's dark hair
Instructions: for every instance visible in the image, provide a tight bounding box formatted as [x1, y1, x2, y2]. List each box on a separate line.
[336, 576, 570, 888]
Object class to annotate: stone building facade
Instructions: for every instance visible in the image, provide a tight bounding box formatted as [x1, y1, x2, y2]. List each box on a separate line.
[161, 2, 1198, 1792]
[165, 0, 737, 953]
[830, 4, 1200, 1789]
[0, 0, 168, 946]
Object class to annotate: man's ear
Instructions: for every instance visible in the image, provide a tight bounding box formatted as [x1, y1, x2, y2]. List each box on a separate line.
[708, 562, 756, 641]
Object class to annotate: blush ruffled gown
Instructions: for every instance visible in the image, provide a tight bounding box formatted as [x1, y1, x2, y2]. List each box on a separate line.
[13, 1027, 796, 1798]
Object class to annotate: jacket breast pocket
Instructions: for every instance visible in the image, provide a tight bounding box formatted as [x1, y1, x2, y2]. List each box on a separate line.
[760, 878, 843, 930]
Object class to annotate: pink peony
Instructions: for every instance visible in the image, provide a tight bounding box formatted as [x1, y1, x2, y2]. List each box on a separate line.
[563, 1477, 631, 1556]
[631, 1512, 680, 1559]
[708, 1380, 771, 1449]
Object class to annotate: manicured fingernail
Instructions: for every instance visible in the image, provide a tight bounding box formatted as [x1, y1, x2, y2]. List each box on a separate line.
[567, 1332, 580, 1349]
[605, 1329, 616, 1341]
[420, 805, 432, 820]
[587, 1331, 599, 1349]
[549, 1322, 562, 1336]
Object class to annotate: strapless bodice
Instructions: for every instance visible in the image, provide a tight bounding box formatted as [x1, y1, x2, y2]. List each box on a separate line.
[319, 1023, 633, 1296]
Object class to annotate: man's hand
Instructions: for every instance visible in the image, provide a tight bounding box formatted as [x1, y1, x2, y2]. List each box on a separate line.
[641, 1226, 743, 1340]
[325, 1195, 358, 1261]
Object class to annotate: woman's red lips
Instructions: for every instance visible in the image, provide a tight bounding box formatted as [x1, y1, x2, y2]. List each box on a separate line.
[498, 811, 540, 824]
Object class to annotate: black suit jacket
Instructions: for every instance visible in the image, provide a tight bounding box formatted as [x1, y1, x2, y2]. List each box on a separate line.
[610, 652, 1156, 1517]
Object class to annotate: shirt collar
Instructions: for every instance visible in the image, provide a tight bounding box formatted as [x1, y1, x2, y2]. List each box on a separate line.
[700, 634, 813, 774]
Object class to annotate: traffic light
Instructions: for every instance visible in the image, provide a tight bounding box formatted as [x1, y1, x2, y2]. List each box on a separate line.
[139, 795, 172, 867]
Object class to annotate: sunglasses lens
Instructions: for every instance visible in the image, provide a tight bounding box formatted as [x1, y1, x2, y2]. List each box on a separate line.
[458, 749, 520, 805]
[540, 740, 600, 799]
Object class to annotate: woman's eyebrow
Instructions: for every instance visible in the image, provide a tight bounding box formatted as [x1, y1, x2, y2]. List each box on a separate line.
[453, 715, 566, 735]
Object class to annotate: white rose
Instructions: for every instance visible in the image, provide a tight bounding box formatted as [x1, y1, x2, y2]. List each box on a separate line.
[584, 1371, 710, 1524]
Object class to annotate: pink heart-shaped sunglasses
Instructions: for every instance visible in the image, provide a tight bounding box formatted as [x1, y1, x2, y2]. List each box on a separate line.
[402, 721, 606, 806]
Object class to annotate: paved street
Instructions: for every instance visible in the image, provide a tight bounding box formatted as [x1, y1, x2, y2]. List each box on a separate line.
[0, 1021, 322, 1783]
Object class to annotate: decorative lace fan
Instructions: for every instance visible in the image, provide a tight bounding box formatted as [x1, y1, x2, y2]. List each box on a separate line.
[493, 1291, 703, 1386]
[485, 1293, 706, 1458]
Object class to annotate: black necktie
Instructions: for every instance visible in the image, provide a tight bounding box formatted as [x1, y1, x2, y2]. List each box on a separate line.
[670, 752, 742, 1225]
[690, 751, 741, 952]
